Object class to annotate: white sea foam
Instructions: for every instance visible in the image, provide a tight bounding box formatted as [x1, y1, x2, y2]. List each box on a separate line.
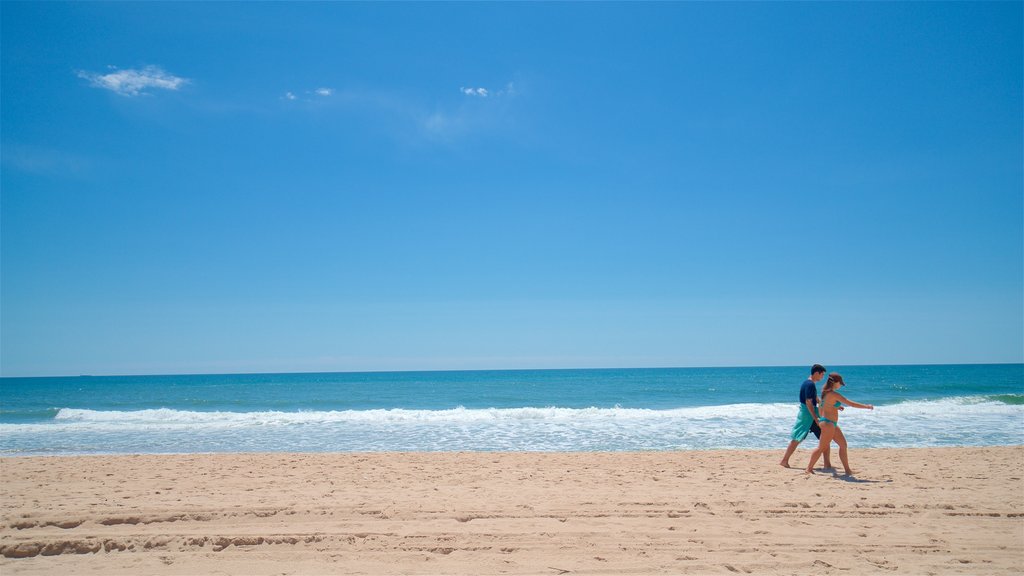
[2, 397, 1020, 455]
[49, 403, 797, 426]
[43, 396, 1022, 426]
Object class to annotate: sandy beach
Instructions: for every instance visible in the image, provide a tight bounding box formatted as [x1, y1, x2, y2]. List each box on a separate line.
[1, 447, 1021, 575]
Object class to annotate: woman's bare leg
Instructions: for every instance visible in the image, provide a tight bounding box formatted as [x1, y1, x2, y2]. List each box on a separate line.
[805, 425, 836, 474]
[834, 427, 853, 475]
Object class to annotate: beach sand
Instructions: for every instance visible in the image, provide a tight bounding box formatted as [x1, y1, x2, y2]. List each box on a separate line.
[1, 447, 1021, 575]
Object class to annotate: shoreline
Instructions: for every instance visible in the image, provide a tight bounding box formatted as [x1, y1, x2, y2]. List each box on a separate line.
[2, 446, 1022, 574]
[1, 443, 1022, 457]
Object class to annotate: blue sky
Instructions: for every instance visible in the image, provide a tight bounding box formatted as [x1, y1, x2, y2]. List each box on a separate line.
[2, 2, 1021, 377]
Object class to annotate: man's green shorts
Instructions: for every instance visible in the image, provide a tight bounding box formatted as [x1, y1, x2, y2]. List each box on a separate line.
[790, 404, 822, 442]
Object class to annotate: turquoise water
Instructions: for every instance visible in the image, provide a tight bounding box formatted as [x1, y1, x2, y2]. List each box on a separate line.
[1, 364, 1021, 454]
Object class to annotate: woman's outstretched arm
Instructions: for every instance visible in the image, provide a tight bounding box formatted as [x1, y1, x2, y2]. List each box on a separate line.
[833, 393, 873, 410]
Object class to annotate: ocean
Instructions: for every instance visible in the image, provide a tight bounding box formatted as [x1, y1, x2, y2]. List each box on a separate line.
[1, 364, 1021, 455]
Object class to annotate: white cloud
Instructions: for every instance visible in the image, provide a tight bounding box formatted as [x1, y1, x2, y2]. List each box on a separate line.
[460, 83, 517, 98]
[77, 65, 188, 96]
[282, 87, 335, 102]
[422, 81, 521, 141]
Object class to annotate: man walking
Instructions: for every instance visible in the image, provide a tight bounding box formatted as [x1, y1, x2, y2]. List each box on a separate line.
[780, 364, 832, 468]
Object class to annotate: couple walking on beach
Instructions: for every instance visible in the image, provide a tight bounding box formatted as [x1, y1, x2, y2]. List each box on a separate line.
[779, 364, 874, 475]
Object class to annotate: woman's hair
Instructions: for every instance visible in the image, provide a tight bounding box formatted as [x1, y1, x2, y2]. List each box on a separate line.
[821, 372, 845, 399]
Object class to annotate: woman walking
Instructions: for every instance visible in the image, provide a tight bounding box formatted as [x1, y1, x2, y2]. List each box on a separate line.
[805, 373, 873, 476]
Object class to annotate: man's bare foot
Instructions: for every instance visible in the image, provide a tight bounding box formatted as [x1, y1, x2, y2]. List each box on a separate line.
[779, 461, 791, 468]
[805, 469, 814, 475]
[843, 470, 856, 476]
[823, 463, 834, 469]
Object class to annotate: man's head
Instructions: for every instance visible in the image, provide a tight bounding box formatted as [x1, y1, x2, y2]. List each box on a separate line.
[810, 364, 827, 382]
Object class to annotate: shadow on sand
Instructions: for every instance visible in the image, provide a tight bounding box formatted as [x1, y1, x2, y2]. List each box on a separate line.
[804, 468, 893, 483]
[831, 474, 892, 484]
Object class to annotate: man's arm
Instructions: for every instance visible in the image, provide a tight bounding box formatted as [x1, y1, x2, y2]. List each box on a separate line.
[805, 398, 818, 423]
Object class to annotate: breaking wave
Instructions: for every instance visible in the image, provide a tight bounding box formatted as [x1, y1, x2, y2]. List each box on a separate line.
[1, 397, 1020, 455]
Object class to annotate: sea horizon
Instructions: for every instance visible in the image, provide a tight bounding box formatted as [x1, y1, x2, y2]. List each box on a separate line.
[4, 360, 1021, 381]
